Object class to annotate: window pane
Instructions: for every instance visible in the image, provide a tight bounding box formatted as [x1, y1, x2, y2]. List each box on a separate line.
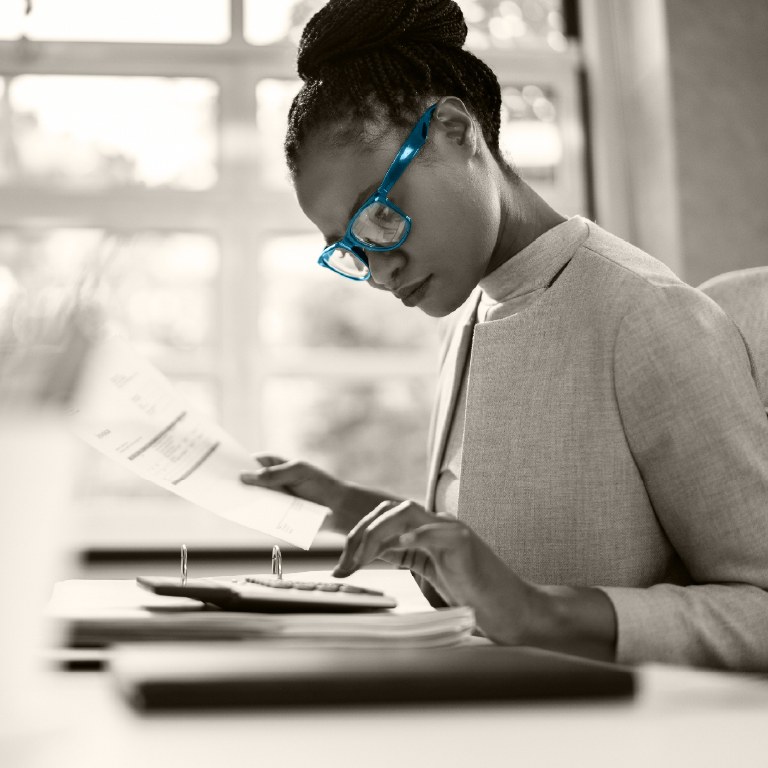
[1, 229, 221, 498]
[0, 78, 10, 185]
[255, 79, 301, 192]
[0, 0, 229, 43]
[244, 0, 324, 46]
[259, 234, 439, 350]
[5, 76, 218, 189]
[460, 0, 567, 51]
[245, 0, 565, 49]
[0, 229, 220, 357]
[99, 233, 220, 355]
[262, 377, 432, 500]
[500, 84, 561, 183]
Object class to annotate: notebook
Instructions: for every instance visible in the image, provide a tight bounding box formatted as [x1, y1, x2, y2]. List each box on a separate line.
[110, 642, 636, 710]
[48, 570, 474, 649]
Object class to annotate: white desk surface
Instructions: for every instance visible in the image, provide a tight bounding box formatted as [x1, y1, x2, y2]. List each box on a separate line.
[9, 571, 768, 768]
[8, 659, 768, 768]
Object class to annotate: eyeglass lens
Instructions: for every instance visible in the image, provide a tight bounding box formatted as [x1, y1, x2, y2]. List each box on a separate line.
[350, 202, 407, 248]
[325, 248, 369, 278]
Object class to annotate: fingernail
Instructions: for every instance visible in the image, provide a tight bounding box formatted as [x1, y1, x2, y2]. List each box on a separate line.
[243, 468, 266, 478]
[333, 553, 358, 577]
[399, 532, 415, 546]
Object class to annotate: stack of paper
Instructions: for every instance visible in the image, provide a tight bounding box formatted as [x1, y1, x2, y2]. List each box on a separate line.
[48, 571, 475, 649]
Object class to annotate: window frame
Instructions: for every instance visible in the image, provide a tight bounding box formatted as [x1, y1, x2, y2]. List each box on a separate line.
[0, 2, 587, 549]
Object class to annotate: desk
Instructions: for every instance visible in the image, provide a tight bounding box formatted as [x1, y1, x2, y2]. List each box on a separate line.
[11, 659, 768, 768]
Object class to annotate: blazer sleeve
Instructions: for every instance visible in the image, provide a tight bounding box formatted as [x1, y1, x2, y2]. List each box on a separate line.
[599, 284, 768, 671]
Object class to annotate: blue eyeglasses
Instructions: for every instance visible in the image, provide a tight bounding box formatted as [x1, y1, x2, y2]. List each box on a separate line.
[317, 103, 438, 281]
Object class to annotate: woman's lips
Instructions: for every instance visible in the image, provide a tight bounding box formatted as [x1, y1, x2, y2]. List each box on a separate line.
[398, 275, 432, 307]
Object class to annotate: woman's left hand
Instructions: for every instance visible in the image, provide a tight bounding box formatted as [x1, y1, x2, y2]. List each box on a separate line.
[332, 499, 544, 645]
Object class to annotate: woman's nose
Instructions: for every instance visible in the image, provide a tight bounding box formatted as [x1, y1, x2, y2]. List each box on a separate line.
[366, 249, 406, 289]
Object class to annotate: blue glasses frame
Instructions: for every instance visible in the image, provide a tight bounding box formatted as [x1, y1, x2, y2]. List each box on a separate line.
[318, 103, 438, 281]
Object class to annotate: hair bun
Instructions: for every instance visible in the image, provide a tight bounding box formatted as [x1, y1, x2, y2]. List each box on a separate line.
[297, 0, 468, 82]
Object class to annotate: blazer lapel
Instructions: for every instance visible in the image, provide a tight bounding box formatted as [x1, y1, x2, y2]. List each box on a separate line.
[425, 290, 481, 511]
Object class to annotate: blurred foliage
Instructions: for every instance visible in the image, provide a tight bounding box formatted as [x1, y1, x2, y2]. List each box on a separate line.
[273, 378, 433, 501]
[259, 237, 439, 501]
[259, 234, 440, 350]
[284, 273, 437, 349]
[0, 228, 219, 354]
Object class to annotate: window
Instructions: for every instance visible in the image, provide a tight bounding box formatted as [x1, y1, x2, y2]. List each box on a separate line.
[0, 0, 585, 546]
[4, 75, 218, 189]
[0, 0, 230, 44]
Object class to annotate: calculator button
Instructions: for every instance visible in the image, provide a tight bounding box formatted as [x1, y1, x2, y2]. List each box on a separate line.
[292, 582, 317, 591]
[245, 577, 294, 589]
[339, 585, 369, 594]
[316, 583, 341, 592]
[345, 585, 384, 596]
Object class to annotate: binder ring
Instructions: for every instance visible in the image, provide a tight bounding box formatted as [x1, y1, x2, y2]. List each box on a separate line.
[181, 544, 188, 585]
[271, 545, 282, 580]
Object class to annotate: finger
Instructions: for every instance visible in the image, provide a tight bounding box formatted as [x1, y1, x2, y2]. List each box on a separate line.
[340, 501, 432, 576]
[240, 453, 288, 485]
[399, 522, 471, 604]
[334, 500, 400, 577]
[400, 546, 432, 575]
[379, 544, 434, 576]
[377, 544, 451, 604]
[352, 503, 424, 570]
[398, 521, 468, 554]
[397, 522, 471, 589]
[251, 453, 288, 469]
[239, 459, 312, 488]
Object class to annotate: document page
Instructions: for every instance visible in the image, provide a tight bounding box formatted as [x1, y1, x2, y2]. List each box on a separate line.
[68, 335, 327, 549]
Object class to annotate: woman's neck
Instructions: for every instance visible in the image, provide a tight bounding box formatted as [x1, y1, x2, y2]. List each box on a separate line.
[484, 174, 567, 278]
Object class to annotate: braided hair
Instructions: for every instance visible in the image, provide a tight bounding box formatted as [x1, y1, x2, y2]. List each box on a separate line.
[285, 0, 504, 176]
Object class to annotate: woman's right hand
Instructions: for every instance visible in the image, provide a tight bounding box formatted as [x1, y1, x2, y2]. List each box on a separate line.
[240, 454, 393, 534]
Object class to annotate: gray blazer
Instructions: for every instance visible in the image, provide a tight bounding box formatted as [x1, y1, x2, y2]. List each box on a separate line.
[426, 219, 768, 670]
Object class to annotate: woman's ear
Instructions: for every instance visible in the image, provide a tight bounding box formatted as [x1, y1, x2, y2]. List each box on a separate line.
[432, 96, 478, 154]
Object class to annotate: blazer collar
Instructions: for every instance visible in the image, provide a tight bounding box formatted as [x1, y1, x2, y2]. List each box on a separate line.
[425, 289, 481, 511]
[479, 216, 589, 304]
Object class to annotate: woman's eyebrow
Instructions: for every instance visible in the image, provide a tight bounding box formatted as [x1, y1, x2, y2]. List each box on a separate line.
[345, 182, 378, 223]
[325, 182, 379, 246]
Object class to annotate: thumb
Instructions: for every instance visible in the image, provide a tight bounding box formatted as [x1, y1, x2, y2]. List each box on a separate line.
[251, 453, 288, 469]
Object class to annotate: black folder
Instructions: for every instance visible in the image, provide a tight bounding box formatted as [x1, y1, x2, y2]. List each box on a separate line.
[110, 642, 635, 710]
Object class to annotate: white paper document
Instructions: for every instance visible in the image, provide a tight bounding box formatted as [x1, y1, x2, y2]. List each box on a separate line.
[68, 335, 328, 549]
[48, 571, 476, 648]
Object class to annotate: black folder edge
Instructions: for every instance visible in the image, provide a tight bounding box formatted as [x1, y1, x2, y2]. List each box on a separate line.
[110, 644, 635, 711]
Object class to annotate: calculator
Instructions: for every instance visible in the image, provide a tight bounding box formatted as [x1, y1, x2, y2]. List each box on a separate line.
[136, 575, 397, 613]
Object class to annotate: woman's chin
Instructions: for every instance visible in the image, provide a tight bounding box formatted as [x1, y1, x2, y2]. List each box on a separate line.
[419, 287, 476, 318]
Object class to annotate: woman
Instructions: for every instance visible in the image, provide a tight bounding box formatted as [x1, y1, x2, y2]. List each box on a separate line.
[241, 0, 768, 669]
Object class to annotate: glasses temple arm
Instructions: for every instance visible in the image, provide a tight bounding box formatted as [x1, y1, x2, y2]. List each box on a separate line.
[377, 104, 438, 195]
